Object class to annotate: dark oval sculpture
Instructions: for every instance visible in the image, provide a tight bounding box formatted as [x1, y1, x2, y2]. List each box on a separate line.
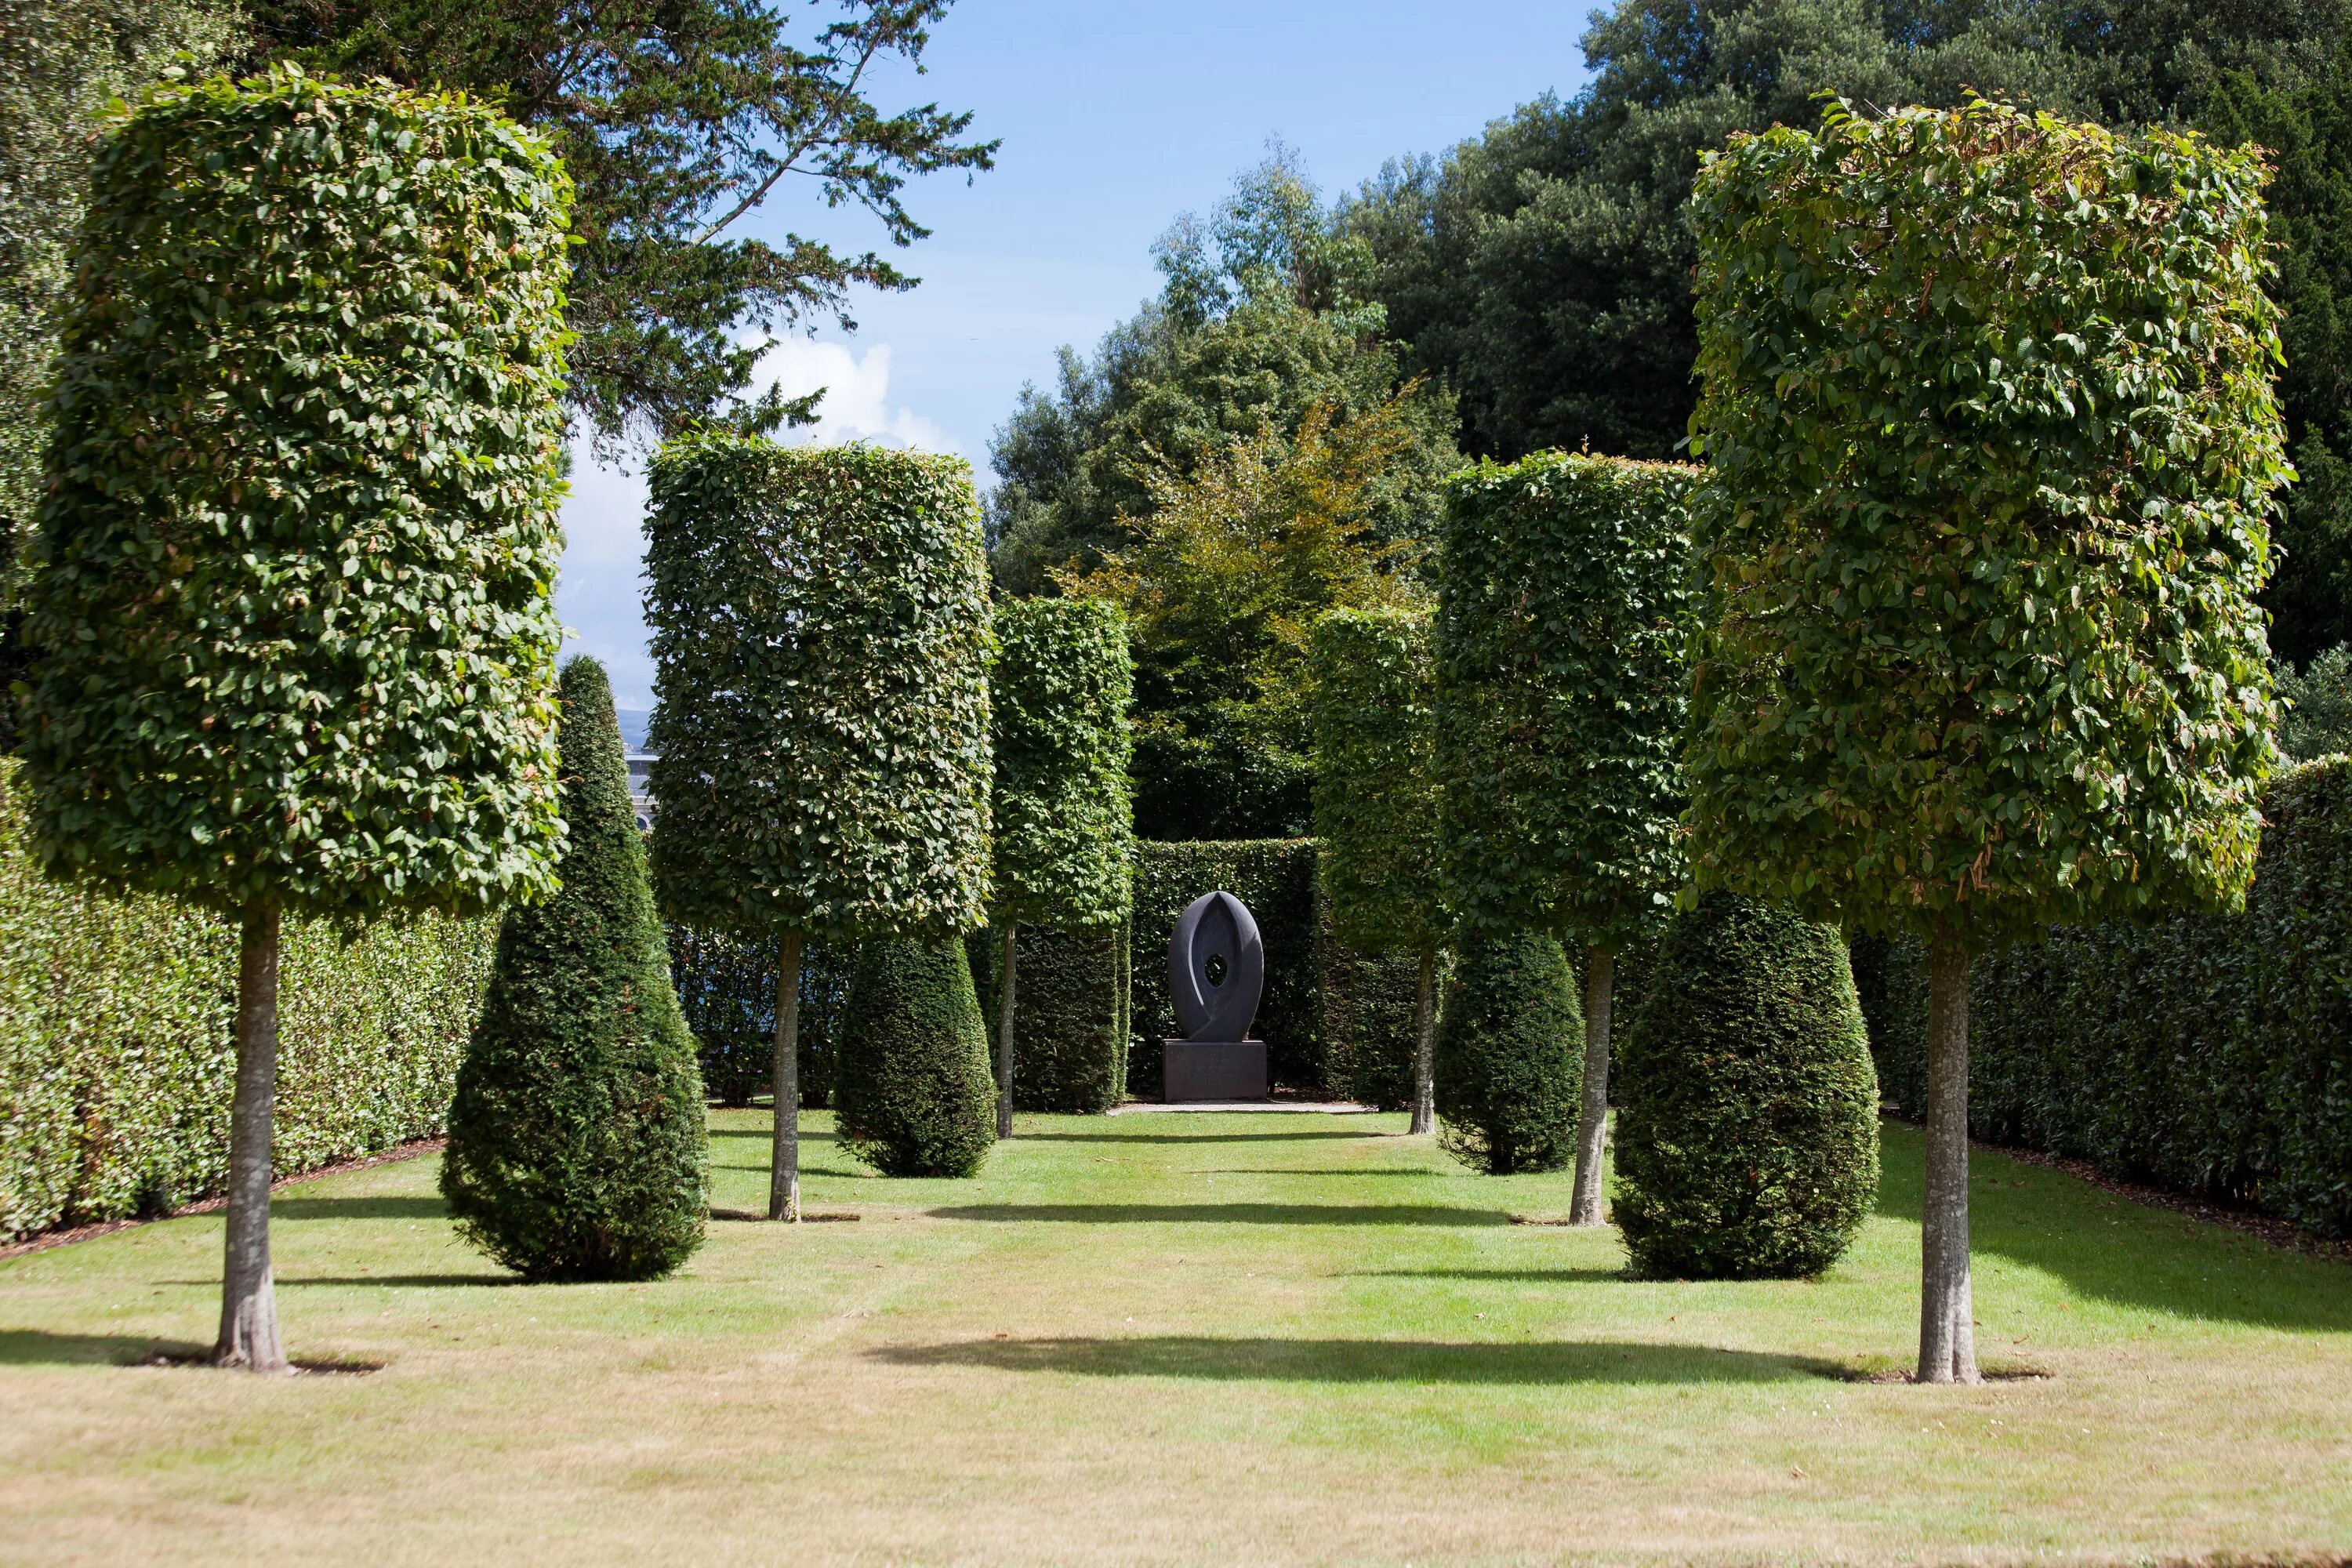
[1169, 891, 1264, 1042]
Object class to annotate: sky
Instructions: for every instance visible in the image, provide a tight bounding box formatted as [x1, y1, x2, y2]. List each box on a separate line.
[562, 0, 1601, 712]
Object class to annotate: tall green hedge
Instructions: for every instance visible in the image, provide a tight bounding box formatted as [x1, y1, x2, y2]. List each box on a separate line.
[1615, 894, 1878, 1279]
[2, 766, 495, 1240]
[973, 923, 1129, 1113]
[1130, 839, 1323, 1095]
[991, 598, 1134, 929]
[1864, 758, 2352, 1240]
[667, 927, 851, 1109]
[1318, 931, 1428, 1112]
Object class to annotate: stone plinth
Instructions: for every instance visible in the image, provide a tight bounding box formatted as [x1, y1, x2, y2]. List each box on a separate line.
[1161, 1039, 1269, 1102]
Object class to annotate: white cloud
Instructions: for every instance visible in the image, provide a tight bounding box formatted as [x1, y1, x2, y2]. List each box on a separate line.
[756, 337, 966, 459]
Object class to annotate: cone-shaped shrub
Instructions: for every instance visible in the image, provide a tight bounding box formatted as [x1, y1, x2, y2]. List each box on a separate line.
[1433, 931, 1584, 1174]
[441, 657, 710, 1282]
[1613, 893, 1878, 1279]
[834, 938, 996, 1178]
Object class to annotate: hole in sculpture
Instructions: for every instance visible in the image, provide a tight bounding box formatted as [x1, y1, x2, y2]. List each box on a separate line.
[1204, 952, 1229, 987]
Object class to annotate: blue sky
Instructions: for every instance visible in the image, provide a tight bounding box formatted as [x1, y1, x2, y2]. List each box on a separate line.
[564, 0, 1601, 710]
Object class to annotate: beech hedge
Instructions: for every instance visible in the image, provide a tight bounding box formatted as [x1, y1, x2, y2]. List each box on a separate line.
[2, 766, 494, 1240]
[1861, 758, 2352, 1239]
[973, 923, 1129, 1113]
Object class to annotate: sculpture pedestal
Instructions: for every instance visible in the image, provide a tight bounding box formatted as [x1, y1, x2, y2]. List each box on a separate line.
[1162, 1039, 1269, 1102]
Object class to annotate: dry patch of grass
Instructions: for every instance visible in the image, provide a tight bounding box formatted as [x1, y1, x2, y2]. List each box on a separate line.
[2, 1111, 2347, 1566]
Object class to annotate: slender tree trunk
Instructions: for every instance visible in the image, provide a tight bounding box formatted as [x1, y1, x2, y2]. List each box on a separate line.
[1919, 928, 1980, 1383]
[1408, 940, 1436, 1134]
[996, 923, 1018, 1140]
[770, 932, 803, 1223]
[1569, 946, 1615, 1226]
[215, 899, 288, 1373]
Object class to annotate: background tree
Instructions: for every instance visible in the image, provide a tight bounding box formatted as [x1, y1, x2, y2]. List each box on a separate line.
[1308, 606, 1443, 1134]
[646, 437, 991, 1221]
[1686, 100, 2287, 1382]
[1432, 931, 1583, 1174]
[1613, 893, 1878, 1280]
[1059, 395, 1431, 840]
[988, 597, 1134, 1138]
[1436, 452, 1697, 1225]
[16, 69, 571, 1368]
[443, 657, 708, 1282]
[254, 0, 996, 445]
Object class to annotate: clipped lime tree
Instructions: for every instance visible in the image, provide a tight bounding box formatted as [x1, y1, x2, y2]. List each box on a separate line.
[1437, 452, 1699, 1221]
[13, 69, 572, 1370]
[1613, 893, 1878, 1279]
[1687, 99, 2287, 1381]
[646, 437, 993, 1219]
[1309, 606, 1444, 1133]
[441, 658, 708, 1281]
[988, 597, 1134, 1138]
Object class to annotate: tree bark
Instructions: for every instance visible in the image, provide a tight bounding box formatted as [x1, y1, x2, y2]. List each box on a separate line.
[996, 922, 1018, 1141]
[1569, 945, 1615, 1226]
[215, 899, 289, 1373]
[1408, 940, 1436, 1134]
[770, 932, 803, 1222]
[1919, 927, 1980, 1383]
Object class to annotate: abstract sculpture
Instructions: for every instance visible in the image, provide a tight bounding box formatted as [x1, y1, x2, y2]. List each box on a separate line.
[1162, 891, 1269, 1101]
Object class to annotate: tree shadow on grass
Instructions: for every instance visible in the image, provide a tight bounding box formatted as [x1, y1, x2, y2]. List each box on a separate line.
[1014, 1130, 1378, 1145]
[1873, 1124, 2352, 1332]
[0, 1330, 205, 1366]
[870, 1335, 1845, 1385]
[1350, 1267, 1629, 1283]
[927, 1203, 1513, 1227]
[269, 1196, 447, 1221]
[1203, 1168, 1443, 1178]
[276, 1274, 521, 1289]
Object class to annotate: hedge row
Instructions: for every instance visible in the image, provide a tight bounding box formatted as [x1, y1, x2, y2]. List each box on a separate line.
[1860, 759, 2352, 1239]
[666, 927, 852, 1109]
[2, 768, 496, 1240]
[972, 923, 1130, 1113]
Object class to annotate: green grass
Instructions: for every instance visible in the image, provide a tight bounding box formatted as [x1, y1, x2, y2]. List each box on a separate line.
[2, 1111, 2348, 1565]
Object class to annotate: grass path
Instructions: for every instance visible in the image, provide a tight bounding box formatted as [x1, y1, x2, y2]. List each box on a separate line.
[2, 1110, 2348, 1565]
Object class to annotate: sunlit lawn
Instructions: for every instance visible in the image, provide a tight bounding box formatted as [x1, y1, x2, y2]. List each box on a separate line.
[2, 1109, 2347, 1565]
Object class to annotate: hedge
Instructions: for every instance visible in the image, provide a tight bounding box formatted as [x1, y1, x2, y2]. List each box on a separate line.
[1433, 930, 1584, 1174]
[1130, 840, 1323, 1095]
[2, 766, 495, 1240]
[667, 927, 851, 1110]
[1318, 927, 1430, 1112]
[973, 924, 1129, 1113]
[1860, 758, 2352, 1240]
[833, 937, 996, 1178]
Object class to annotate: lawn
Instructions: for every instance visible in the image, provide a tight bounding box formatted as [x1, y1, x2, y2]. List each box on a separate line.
[1, 1110, 2347, 1566]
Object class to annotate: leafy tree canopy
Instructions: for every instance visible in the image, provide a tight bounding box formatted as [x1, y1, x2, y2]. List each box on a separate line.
[989, 147, 1458, 600]
[253, 0, 996, 449]
[1060, 395, 1431, 841]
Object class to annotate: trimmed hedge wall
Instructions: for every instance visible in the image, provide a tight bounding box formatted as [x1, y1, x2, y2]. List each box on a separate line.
[2, 768, 495, 1240]
[973, 923, 1130, 1113]
[666, 927, 851, 1110]
[1319, 927, 1429, 1112]
[1131, 840, 1323, 1095]
[1859, 759, 2352, 1239]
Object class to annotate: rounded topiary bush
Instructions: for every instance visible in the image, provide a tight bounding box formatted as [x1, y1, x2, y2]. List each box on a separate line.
[1433, 931, 1584, 1174]
[441, 656, 710, 1283]
[834, 938, 996, 1177]
[1613, 892, 1880, 1279]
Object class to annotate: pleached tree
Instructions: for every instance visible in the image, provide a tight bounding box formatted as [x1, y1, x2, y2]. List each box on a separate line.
[1308, 606, 1444, 1133]
[14, 69, 571, 1370]
[646, 437, 993, 1218]
[1687, 99, 2285, 1381]
[442, 657, 709, 1281]
[987, 597, 1134, 1138]
[1436, 452, 1698, 1220]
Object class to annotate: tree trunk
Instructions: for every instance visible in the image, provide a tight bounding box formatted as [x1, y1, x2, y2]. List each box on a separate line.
[770, 932, 803, 1222]
[1569, 945, 1615, 1226]
[1408, 939, 1436, 1134]
[215, 899, 289, 1373]
[1919, 927, 1980, 1383]
[997, 923, 1018, 1141]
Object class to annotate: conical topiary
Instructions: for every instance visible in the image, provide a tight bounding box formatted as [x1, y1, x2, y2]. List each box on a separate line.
[1433, 930, 1584, 1174]
[1613, 891, 1880, 1279]
[834, 937, 996, 1177]
[441, 656, 710, 1281]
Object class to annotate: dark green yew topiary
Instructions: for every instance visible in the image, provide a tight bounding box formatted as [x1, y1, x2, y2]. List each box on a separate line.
[1614, 893, 1879, 1280]
[833, 938, 996, 1178]
[441, 657, 710, 1283]
[1432, 931, 1584, 1174]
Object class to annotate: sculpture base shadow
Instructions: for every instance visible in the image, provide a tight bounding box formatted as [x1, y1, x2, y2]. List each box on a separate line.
[1162, 1040, 1268, 1102]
